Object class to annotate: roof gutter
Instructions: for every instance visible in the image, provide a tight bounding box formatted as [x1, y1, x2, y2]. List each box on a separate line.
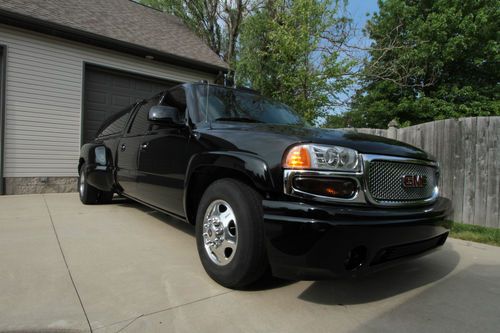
[0, 9, 228, 75]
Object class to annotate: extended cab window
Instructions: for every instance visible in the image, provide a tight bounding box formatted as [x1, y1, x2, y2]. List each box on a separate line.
[97, 106, 133, 138]
[128, 96, 160, 135]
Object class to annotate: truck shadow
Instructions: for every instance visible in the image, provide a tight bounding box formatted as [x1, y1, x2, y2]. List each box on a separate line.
[298, 245, 459, 305]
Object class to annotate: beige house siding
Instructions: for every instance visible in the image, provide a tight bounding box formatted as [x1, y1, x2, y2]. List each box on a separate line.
[0, 24, 214, 179]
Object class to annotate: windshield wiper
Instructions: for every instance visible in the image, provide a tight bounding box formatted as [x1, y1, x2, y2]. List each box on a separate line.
[213, 117, 263, 123]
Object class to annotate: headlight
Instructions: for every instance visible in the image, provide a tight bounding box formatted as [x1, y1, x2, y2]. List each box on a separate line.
[283, 144, 361, 172]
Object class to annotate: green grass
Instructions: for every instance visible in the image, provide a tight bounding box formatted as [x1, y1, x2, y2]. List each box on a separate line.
[448, 221, 500, 246]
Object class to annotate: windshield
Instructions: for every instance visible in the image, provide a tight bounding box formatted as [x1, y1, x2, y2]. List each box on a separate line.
[194, 85, 306, 126]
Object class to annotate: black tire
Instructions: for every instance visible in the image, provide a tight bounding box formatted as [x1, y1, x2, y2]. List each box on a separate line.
[78, 163, 114, 204]
[195, 179, 268, 289]
[99, 190, 114, 204]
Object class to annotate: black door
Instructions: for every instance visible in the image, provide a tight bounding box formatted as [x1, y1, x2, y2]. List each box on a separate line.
[116, 136, 142, 197]
[136, 87, 191, 216]
[116, 96, 159, 198]
[136, 128, 191, 216]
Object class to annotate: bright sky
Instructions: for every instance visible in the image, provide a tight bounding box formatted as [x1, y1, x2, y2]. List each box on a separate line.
[347, 0, 379, 33]
[344, 0, 380, 55]
[326, 0, 379, 118]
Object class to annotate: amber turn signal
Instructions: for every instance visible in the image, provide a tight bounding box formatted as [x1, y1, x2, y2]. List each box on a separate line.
[284, 145, 311, 169]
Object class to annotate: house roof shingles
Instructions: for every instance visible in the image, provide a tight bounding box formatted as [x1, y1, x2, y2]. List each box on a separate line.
[0, 0, 227, 71]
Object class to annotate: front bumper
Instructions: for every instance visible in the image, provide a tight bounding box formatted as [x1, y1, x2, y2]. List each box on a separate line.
[263, 197, 452, 280]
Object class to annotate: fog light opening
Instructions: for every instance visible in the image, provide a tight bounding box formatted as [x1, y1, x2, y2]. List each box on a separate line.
[345, 246, 367, 271]
[292, 177, 357, 199]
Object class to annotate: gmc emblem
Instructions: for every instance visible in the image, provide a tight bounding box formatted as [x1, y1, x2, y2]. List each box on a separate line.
[402, 175, 427, 188]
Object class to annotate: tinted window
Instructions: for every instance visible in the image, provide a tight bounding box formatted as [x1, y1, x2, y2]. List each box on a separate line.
[194, 85, 306, 125]
[128, 96, 160, 135]
[97, 107, 133, 138]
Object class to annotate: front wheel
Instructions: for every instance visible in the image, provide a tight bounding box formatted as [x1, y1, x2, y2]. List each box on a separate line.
[195, 179, 268, 289]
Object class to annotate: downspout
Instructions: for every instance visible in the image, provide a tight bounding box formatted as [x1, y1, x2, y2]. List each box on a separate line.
[0, 46, 6, 195]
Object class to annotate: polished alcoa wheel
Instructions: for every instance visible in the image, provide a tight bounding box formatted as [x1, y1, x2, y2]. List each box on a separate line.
[202, 199, 238, 266]
[195, 178, 268, 289]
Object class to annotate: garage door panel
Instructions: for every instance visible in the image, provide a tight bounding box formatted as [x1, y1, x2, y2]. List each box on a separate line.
[87, 71, 111, 85]
[85, 105, 111, 117]
[110, 95, 132, 108]
[135, 81, 157, 92]
[83, 66, 176, 143]
[86, 90, 108, 104]
[84, 119, 102, 128]
[113, 76, 132, 89]
[85, 102, 110, 111]
[85, 114, 107, 125]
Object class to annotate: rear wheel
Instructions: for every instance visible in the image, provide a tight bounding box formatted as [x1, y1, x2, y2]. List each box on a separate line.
[78, 163, 113, 204]
[99, 190, 114, 204]
[195, 179, 267, 289]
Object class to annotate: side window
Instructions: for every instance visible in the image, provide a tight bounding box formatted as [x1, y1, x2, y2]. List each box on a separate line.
[128, 96, 160, 135]
[97, 107, 133, 138]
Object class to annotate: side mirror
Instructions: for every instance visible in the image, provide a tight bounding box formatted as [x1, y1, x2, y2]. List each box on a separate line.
[148, 105, 182, 124]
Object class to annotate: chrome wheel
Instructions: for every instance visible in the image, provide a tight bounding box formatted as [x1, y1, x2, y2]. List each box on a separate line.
[202, 199, 238, 266]
[79, 171, 85, 197]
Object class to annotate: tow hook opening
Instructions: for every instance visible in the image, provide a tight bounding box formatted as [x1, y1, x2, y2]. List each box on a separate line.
[344, 246, 367, 270]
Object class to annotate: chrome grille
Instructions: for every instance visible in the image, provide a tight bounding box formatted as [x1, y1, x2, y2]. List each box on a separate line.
[367, 160, 437, 202]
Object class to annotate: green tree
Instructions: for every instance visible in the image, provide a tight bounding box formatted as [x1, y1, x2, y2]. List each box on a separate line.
[237, 0, 354, 124]
[141, 0, 256, 80]
[335, 0, 499, 129]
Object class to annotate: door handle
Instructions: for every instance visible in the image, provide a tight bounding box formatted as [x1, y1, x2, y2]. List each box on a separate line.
[140, 143, 149, 151]
[120, 144, 126, 152]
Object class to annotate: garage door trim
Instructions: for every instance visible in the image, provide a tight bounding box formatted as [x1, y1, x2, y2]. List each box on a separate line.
[0, 45, 6, 194]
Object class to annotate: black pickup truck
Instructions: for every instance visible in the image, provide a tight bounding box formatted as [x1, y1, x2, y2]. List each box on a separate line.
[79, 82, 451, 288]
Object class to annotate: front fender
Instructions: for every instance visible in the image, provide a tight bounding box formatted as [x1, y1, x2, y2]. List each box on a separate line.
[79, 143, 115, 192]
[185, 151, 275, 193]
[183, 151, 276, 224]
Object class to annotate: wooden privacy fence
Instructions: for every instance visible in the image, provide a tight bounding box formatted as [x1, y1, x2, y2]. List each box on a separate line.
[345, 116, 500, 228]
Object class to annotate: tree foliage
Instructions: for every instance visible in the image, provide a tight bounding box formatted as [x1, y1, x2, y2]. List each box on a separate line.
[141, 0, 257, 79]
[326, 0, 500, 129]
[236, 0, 354, 124]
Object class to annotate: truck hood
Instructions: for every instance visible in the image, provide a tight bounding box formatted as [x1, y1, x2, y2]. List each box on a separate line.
[201, 123, 431, 161]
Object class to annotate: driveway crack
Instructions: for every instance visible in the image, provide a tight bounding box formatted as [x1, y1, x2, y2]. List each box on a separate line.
[100, 290, 235, 333]
[43, 194, 93, 333]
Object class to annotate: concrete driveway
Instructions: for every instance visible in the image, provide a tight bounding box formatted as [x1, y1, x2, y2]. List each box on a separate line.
[1, 193, 499, 333]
